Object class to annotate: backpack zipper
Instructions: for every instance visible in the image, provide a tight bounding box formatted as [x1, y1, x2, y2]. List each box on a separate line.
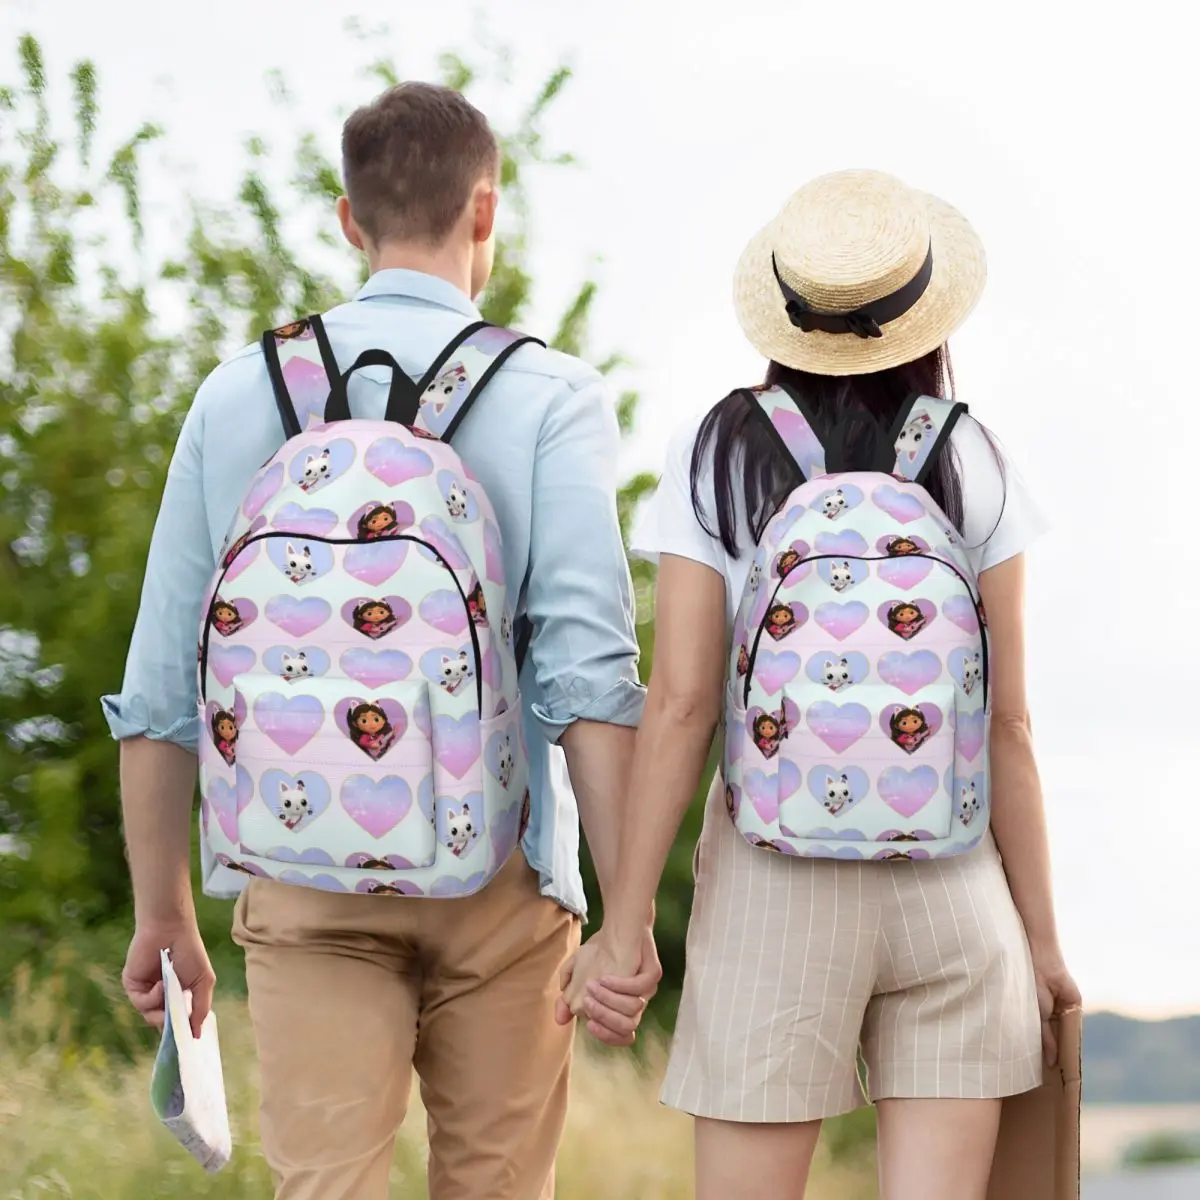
[199, 530, 484, 713]
[742, 552, 989, 708]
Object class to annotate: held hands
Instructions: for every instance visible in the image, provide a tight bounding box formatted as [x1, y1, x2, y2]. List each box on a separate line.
[122, 919, 215, 1040]
[555, 926, 662, 1048]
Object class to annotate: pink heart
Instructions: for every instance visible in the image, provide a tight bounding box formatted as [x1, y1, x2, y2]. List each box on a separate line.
[877, 765, 939, 817]
[814, 601, 869, 642]
[345, 540, 409, 587]
[432, 712, 481, 778]
[252, 693, 325, 755]
[340, 775, 414, 839]
[242, 462, 284, 520]
[754, 649, 801, 695]
[806, 700, 871, 753]
[208, 645, 256, 689]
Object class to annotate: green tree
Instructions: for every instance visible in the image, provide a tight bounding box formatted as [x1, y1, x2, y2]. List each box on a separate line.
[0, 32, 698, 1047]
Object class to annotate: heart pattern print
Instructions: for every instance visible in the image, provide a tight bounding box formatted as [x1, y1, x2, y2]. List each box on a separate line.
[195, 321, 536, 898]
[726, 420, 989, 861]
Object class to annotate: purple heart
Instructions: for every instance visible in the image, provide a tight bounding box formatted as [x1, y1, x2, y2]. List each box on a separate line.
[280, 870, 348, 892]
[252, 693, 326, 755]
[772, 408, 824, 476]
[339, 648, 413, 688]
[355, 878, 424, 896]
[877, 650, 943, 696]
[259, 769, 332, 831]
[266, 595, 331, 637]
[483, 521, 505, 583]
[877, 765, 940, 817]
[815, 601, 869, 641]
[340, 775, 414, 838]
[877, 557, 935, 589]
[743, 769, 780, 823]
[364, 438, 434, 486]
[482, 645, 503, 691]
[274, 501, 339, 538]
[813, 529, 868, 558]
[270, 846, 336, 865]
[204, 765, 253, 842]
[872, 484, 926, 525]
[431, 872, 488, 897]
[433, 712, 481, 778]
[755, 650, 801, 695]
[208, 644, 256, 689]
[418, 517, 471, 570]
[778, 759, 802, 799]
[953, 708, 986, 761]
[345, 540, 409, 586]
[242, 462, 284, 520]
[806, 701, 871, 753]
[943, 595, 980, 635]
[419, 589, 469, 636]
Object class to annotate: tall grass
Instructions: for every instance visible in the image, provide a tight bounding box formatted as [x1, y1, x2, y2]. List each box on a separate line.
[0, 962, 877, 1198]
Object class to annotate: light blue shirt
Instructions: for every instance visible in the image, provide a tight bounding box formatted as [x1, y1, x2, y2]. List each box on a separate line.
[101, 269, 645, 917]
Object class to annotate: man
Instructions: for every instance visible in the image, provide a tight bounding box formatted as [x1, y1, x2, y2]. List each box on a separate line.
[104, 82, 659, 1200]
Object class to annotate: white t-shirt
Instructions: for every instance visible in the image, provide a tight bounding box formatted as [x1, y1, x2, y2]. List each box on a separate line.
[631, 408, 1049, 624]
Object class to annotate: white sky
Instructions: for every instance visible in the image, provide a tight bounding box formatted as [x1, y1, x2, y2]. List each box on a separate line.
[2, 0, 1194, 1016]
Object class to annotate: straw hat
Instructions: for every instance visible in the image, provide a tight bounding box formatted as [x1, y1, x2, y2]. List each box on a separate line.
[732, 169, 986, 376]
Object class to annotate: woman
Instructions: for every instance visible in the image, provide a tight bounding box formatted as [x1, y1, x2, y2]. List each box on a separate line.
[563, 170, 1079, 1200]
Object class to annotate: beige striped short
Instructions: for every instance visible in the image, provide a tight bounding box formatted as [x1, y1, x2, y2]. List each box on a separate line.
[661, 775, 1043, 1123]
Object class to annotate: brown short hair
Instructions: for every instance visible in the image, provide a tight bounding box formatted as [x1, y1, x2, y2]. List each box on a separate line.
[341, 82, 499, 246]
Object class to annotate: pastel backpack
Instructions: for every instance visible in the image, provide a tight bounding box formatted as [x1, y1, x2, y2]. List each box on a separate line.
[197, 314, 541, 898]
[725, 385, 990, 861]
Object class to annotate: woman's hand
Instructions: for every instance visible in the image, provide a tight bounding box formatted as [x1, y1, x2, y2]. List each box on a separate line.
[555, 926, 661, 1047]
[1031, 944, 1081, 1067]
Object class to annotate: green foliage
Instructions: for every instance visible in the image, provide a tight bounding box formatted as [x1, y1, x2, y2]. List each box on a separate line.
[1122, 1131, 1200, 1169]
[0, 33, 691, 1050]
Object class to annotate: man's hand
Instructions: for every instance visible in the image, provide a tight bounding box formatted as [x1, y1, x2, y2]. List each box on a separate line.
[555, 925, 661, 1047]
[123, 920, 215, 1040]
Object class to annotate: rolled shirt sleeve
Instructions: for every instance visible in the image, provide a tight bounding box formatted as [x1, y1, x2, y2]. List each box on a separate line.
[100, 392, 218, 752]
[524, 374, 646, 740]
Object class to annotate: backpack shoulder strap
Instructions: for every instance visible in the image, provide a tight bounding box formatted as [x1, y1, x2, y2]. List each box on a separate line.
[885, 394, 968, 485]
[261, 315, 341, 439]
[741, 382, 827, 483]
[413, 322, 546, 442]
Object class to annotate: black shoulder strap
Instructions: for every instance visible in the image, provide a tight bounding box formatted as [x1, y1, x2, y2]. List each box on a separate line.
[261, 314, 341, 440]
[883, 394, 969, 485]
[412, 322, 545, 443]
[740, 383, 828, 483]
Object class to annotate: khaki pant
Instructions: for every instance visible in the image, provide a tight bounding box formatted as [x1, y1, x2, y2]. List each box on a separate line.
[231, 851, 581, 1200]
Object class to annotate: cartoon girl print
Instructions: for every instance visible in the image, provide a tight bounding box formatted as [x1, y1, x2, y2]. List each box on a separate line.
[885, 535, 921, 557]
[346, 701, 396, 760]
[887, 601, 927, 640]
[878, 850, 912, 861]
[421, 363, 469, 417]
[211, 708, 239, 766]
[889, 706, 932, 753]
[466, 581, 488, 628]
[764, 603, 798, 641]
[736, 644, 750, 677]
[353, 599, 399, 640]
[367, 882, 408, 895]
[753, 711, 784, 759]
[210, 598, 244, 638]
[773, 547, 803, 578]
[353, 856, 393, 871]
[357, 503, 401, 540]
[274, 320, 309, 340]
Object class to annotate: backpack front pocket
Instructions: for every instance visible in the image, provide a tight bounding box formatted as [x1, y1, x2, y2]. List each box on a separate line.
[773, 683, 957, 846]
[229, 673, 438, 872]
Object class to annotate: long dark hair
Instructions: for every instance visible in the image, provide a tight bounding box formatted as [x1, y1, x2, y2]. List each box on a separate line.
[691, 345, 1001, 556]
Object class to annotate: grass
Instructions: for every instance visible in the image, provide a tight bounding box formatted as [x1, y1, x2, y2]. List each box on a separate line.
[0, 961, 878, 1199]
